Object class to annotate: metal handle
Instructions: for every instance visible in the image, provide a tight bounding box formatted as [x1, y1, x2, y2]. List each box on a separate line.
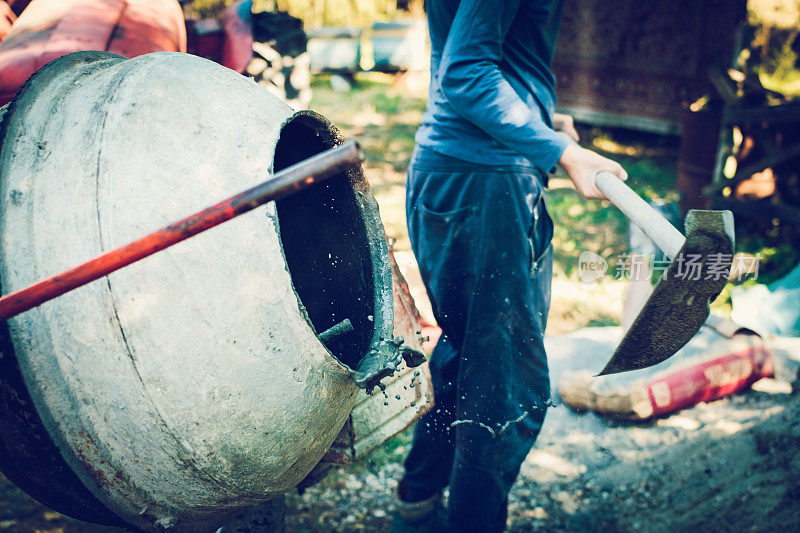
[0, 140, 364, 321]
[595, 171, 685, 259]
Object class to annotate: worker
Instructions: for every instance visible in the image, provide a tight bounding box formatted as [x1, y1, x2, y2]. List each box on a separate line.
[391, 1, 627, 531]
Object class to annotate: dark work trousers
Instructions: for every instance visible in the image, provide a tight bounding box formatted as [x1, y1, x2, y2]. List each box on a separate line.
[403, 146, 554, 532]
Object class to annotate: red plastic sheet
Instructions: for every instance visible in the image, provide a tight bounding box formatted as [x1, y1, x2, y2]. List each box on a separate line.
[0, 0, 186, 105]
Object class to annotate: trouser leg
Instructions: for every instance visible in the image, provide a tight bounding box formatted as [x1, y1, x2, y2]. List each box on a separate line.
[401, 335, 459, 500]
[403, 160, 554, 531]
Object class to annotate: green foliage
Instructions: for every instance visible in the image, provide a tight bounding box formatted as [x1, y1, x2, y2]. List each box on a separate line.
[186, 0, 423, 27]
[758, 31, 800, 95]
[190, 0, 235, 18]
[256, 0, 403, 28]
[747, 0, 800, 95]
[736, 231, 800, 285]
[748, 0, 800, 29]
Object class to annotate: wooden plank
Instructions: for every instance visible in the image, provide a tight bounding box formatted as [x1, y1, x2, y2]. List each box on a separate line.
[722, 103, 800, 126]
[710, 197, 800, 224]
[732, 142, 800, 181]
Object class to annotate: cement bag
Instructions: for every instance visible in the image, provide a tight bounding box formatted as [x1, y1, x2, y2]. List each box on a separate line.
[558, 316, 773, 420]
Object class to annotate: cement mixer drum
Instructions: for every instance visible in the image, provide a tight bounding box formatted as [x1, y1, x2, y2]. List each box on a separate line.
[0, 51, 393, 531]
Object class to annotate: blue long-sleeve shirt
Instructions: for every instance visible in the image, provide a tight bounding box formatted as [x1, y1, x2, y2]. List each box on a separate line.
[415, 0, 568, 175]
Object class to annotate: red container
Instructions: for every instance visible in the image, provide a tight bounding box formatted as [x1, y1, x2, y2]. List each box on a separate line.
[0, 0, 186, 105]
[184, 0, 252, 73]
[220, 0, 253, 73]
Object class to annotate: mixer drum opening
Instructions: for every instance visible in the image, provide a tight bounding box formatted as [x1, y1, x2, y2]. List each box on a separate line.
[274, 113, 376, 371]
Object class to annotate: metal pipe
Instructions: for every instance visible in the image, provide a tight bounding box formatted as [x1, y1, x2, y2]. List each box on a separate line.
[0, 140, 363, 321]
[318, 318, 354, 343]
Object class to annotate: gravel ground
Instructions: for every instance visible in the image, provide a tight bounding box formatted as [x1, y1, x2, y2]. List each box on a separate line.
[284, 388, 800, 532]
[2, 331, 799, 532]
[284, 330, 800, 532]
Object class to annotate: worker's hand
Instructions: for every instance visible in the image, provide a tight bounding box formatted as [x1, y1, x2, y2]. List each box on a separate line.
[557, 144, 627, 200]
[553, 113, 579, 142]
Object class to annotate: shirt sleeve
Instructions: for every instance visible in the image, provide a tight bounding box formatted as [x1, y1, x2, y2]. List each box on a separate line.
[437, 0, 569, 174]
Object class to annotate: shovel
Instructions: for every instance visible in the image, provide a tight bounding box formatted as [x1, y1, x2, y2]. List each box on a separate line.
[593, 171, 735, 375]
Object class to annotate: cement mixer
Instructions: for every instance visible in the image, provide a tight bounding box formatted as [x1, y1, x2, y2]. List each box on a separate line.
[0, 51, 430, 531]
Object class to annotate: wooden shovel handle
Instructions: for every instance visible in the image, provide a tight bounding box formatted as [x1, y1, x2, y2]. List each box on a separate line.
[595, 171, 685, 259]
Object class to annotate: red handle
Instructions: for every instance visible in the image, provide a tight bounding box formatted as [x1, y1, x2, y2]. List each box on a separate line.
[0, 140, 363, 321]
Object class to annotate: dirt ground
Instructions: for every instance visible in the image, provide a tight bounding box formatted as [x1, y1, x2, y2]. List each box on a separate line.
[284, 392, 800, 533]
[4, 332, 797, 532]
[281, 331, 800, 532]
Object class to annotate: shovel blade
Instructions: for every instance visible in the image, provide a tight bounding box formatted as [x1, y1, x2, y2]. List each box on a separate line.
[599, 210, 734, 375]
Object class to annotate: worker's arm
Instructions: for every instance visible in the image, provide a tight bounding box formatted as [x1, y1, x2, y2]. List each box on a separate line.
[558, 143, 627, 199]
[438, 0, 625, 198]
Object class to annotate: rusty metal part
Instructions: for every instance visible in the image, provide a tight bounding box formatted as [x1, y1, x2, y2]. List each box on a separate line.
[354, 336, 426, 391]
[0, 318, 123, 526]
[0, 139, 363, 322]
[318, 318, 354, 343]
